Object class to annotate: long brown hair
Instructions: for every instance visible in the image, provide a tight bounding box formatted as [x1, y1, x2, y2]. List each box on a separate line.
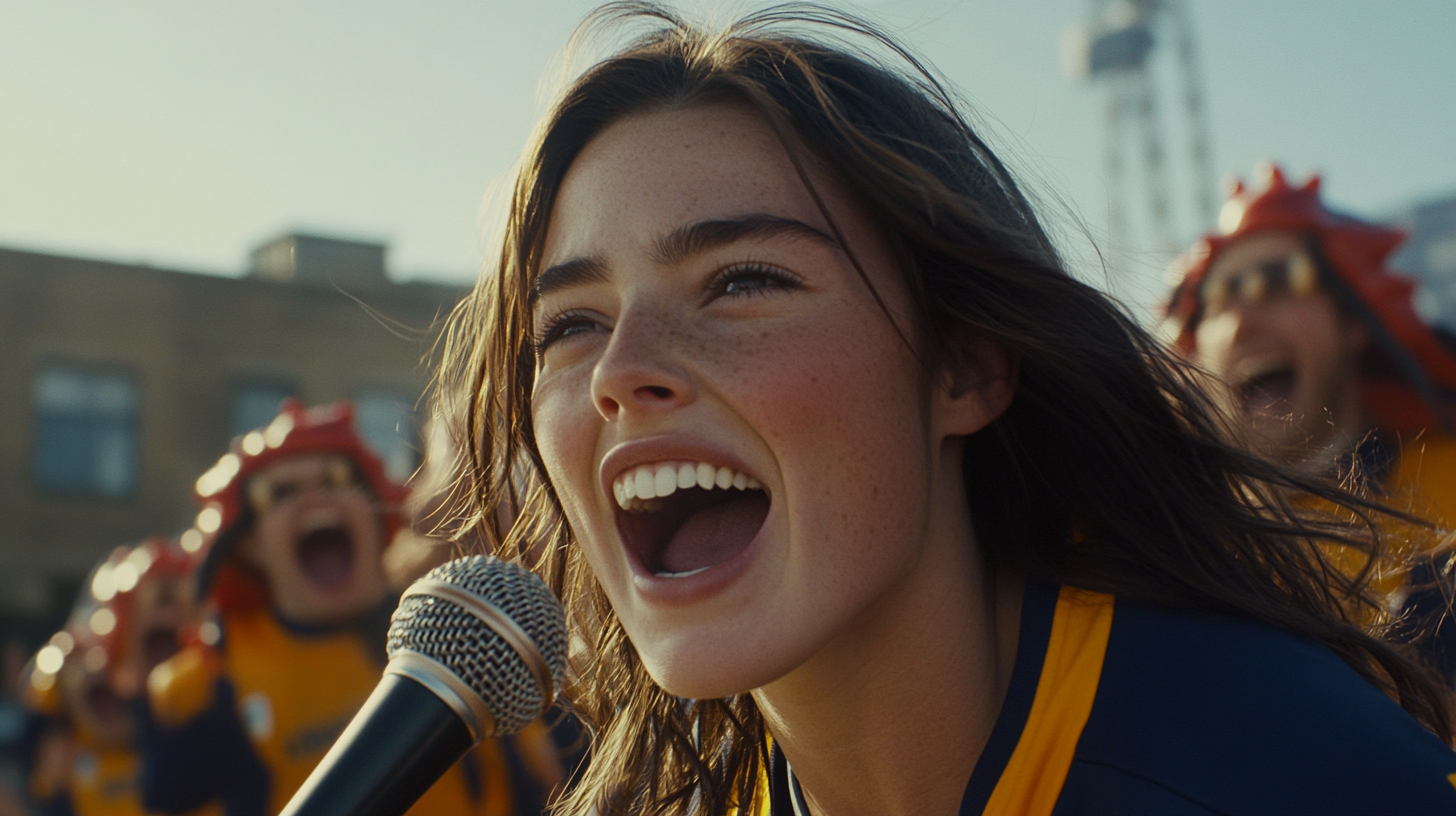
[432, 4, 1453, 813]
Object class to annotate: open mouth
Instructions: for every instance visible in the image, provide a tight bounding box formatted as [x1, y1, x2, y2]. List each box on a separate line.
[295, 526, 356, 592]
[1236, 367, 1296, 418]
[613, 462, 770, 578]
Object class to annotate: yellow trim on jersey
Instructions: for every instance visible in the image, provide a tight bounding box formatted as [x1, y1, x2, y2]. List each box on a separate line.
[982, 586, 1114, 816]
[735, 740, 773, 816]
[67, 746, 147, 816]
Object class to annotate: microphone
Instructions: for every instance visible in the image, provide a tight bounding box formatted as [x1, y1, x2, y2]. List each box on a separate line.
[280, 555, 569, 816]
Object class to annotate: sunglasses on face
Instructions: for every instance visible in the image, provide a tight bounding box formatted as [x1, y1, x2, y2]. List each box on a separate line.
[1200, 251, 1318, 317]
[246, 459, 358, 515]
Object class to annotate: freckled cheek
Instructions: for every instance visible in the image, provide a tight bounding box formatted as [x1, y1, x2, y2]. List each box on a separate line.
[256, 513, 293, 560]
[719, 313, 926, 528]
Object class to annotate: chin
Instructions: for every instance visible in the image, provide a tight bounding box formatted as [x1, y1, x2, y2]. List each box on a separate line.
[646, 658, 771, 700]
[278, 575, 382, 624]
[634, 621, 806, 700]
[308, 588, 380, 622]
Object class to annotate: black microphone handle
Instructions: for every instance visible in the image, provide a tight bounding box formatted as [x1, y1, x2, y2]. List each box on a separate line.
[280, 673, 475, 816]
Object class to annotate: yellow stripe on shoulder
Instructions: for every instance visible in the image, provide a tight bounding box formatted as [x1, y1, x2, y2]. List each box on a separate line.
[983, 586, 1114, 816]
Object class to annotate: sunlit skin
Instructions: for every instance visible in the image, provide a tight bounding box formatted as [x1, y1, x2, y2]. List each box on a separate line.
[530, 102, 1023, 816]
[1194, 230, 1368, 461]
[239, 455, 388, 625]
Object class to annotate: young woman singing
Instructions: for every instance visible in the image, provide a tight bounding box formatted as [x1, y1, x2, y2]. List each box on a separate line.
[434, 5, 1456, 814]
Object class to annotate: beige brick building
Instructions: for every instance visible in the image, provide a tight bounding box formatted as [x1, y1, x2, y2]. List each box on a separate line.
[0, 235, 467, 645]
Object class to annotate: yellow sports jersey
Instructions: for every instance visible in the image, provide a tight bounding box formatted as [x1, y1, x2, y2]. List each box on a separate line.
[1384, 433, 1456, 530]
[222, 607, 382, 813]
[1358, 432, 1456, 600]
[66, 745, 146, 816]
[1300, 433, 1456, 601]
[1387, 434, 1456, 684]
[145, 606, 534, 815]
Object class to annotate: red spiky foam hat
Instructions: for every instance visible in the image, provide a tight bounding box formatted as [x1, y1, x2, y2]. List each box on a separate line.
[19, 541, 178, 716]
[1164, 164, 1456, 432]
[93, 537, 193, 672]
[187, 399, 409, 612]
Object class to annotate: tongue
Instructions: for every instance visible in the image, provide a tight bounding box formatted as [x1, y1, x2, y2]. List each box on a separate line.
[297, 528, 355, 591]
[659, 493, 769, 574]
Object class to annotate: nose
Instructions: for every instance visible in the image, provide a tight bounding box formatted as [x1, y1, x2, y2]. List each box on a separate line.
[590, 309, 695, 422]
[1223, 302, 1275, 348]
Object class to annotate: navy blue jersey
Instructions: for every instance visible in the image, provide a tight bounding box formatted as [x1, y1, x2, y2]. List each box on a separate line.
[767, 581, 1456, 815]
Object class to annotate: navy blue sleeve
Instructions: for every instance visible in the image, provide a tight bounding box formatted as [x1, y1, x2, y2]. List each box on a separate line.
[136, 679, 270, 816]
[1056, 762, 1223, 815]
[33, 790, 75, 816]
[1057, 602, 1456, 816]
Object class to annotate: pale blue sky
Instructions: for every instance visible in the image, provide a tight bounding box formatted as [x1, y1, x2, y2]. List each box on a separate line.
[1, 1, 1452, 313]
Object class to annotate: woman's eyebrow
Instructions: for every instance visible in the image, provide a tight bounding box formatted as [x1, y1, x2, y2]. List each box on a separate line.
[532, 256, 609, 305]
[652, 214, 836, 266]
[532, 215, 835, 305]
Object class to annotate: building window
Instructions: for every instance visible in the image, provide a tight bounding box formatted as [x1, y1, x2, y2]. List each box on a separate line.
[32, 366, 139, 497]
[231, 381, 296, 438]
[355, 392, 417, 483]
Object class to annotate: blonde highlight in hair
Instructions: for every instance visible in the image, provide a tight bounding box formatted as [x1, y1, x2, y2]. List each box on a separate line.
[432, 4, 1454, 814]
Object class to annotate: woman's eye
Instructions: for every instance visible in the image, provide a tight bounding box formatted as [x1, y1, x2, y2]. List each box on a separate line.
[535, 311, 605, 353]
[714, 264, 800, 299]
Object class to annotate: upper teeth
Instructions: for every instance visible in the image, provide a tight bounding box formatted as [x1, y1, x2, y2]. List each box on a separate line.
[301, 508, 342, 531]
[612, 462, 762, 510]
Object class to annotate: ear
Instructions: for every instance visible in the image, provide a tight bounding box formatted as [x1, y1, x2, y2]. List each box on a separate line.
[932, 336, 1018, 439]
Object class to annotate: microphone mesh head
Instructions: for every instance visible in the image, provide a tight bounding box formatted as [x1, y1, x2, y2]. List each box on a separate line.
[386, 555, 567, 736]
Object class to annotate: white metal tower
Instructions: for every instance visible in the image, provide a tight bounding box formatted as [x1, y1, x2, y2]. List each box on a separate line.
[1065, 0, 1216, 265]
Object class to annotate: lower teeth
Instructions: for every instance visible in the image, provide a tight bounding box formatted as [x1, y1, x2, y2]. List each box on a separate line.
[656, 565, 712, 578]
